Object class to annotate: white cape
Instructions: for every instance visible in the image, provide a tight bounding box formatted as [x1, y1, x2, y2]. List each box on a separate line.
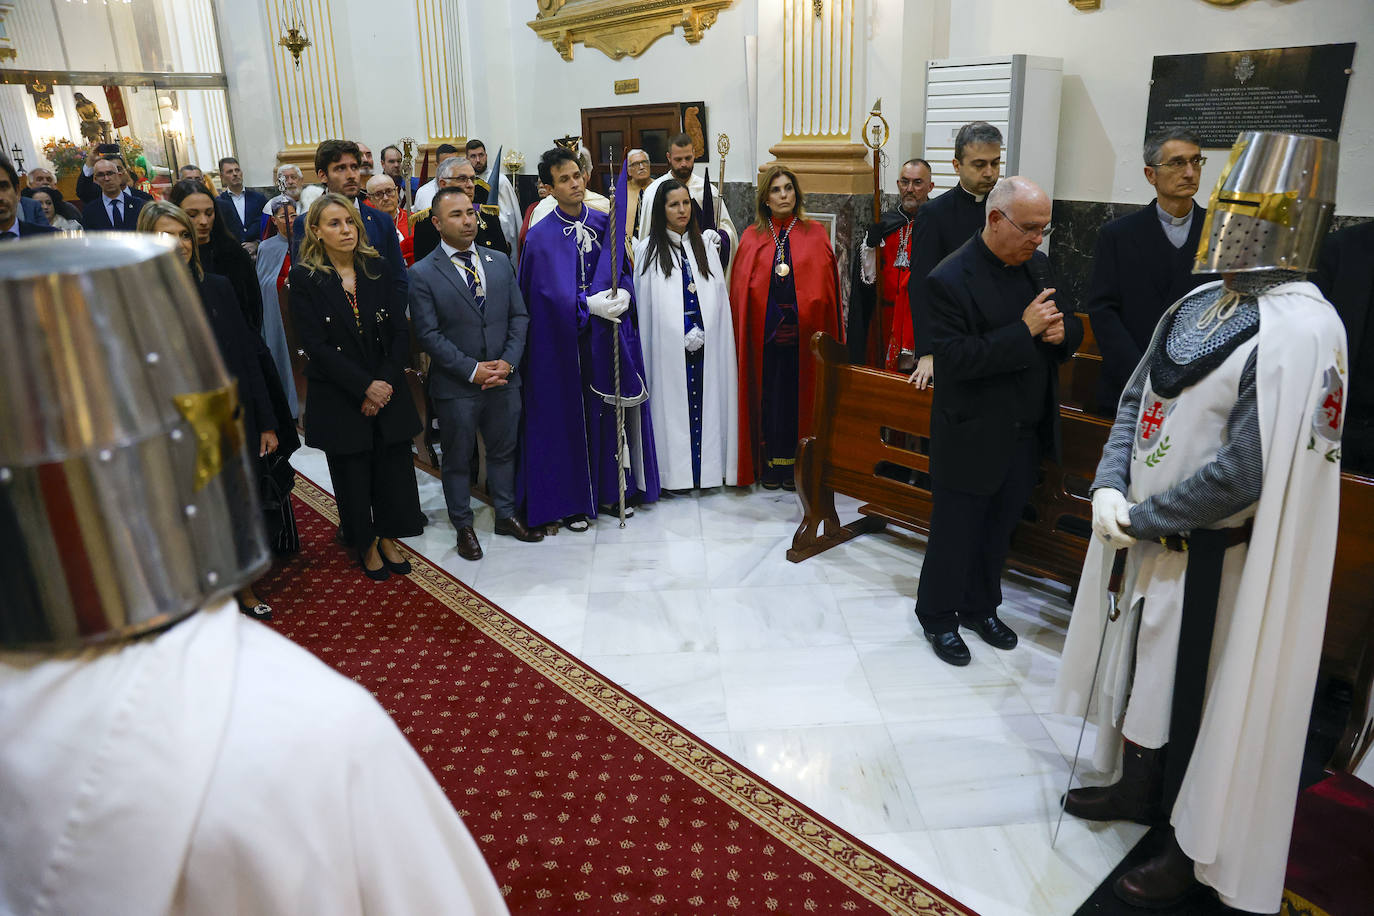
[0, 599, 508, 916]
[634, 230, 740, 490]
[1055, 282, 1347, 913]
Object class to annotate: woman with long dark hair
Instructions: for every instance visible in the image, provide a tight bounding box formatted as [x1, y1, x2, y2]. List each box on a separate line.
[169, 178, 263, 330]
[290, 192, 423, 581]
[634, 179, 739, 492]
[136, 200, 283, 619]
[729, 165, 840, 489]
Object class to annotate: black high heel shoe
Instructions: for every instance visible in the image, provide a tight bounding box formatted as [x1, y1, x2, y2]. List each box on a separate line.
[378, 538, 411, 575]
[362, 539, 390, 581]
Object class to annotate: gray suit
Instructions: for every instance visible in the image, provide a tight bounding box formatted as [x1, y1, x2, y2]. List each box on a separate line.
[409, 242, 529, 528]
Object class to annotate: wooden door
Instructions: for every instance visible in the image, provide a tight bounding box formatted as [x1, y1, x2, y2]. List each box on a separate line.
[581, 103, 681, 196]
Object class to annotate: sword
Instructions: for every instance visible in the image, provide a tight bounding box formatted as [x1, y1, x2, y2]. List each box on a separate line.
[1052, 547, 1128, 849]
[606, 146, 628, 529]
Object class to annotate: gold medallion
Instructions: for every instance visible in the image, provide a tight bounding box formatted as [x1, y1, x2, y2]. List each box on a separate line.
[775, 263, 790, 278]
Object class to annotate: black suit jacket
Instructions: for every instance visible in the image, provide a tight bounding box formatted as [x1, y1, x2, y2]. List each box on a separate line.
[81, 194, 146, 232]
[926, 238, 1083, 496]
[218, 190, 269, 243]
[6, 220, 58, 239]
[291, 200, 408, 304]
[908, 184, 987, 358]
[1315, 219, 1373, 380]
[1084, 201, 1213, 412]
[75, 169, 154, 204]
[288, 261, 420, 455]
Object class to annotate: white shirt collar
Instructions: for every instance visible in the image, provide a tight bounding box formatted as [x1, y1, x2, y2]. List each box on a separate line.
[440, 239, 475, 260]
[1156, 201, 1192, 227]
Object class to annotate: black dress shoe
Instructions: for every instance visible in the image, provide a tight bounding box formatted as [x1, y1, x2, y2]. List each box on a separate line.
[925, 630, 971, 666]
[456, 525, 483, 561]
[362, 549, 390, 582]
[494, 516, 544, 542]
[1114, 829, 1205, 908]
[378, 539, 411, 575]
[961, 615, 1018, 650]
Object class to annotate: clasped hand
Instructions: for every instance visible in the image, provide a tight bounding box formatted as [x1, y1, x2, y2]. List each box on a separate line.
[1022, 288, 1065, 344]
[361, 379, 393, 417]
[473, 359, 512, 390]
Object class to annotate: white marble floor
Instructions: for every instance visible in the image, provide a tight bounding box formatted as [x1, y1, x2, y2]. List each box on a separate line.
[291, 446, 1145, 916]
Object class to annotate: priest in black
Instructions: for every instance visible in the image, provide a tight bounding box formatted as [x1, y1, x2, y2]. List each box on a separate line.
[1315, 218, 1374, 474]
[1085, 128, 1214, 415]
[914, 177, 1082, 667]
[907, 121, 1003, 388]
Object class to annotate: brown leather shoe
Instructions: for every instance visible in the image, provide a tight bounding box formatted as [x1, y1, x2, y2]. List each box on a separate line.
[456, 526, 483, 561]
[1064, 740, 1165, 826]
[494, 516, 544, 542]
[1113, 829, 1205, 909]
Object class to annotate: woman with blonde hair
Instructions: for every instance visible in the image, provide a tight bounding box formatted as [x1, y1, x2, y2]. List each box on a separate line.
[137, 200, 293, 620]
[729, 165, 840, 489]
[289, 192, 423, 581]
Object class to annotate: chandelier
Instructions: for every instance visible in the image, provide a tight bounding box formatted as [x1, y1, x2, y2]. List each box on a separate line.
[277, 1, 311, 70]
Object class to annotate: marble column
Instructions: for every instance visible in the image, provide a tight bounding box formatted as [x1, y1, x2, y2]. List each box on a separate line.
[762, 0, 869, 195]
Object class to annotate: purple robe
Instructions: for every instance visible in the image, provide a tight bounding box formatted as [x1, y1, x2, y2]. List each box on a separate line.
[517, 204, 660, 526]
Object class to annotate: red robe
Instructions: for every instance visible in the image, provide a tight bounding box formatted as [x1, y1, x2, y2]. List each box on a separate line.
[729, 217, 841, 486]
[880, 227, 915, 370]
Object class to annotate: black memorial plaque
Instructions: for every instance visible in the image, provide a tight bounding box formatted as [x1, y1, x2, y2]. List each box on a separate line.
[1146, 44, 1355, 148]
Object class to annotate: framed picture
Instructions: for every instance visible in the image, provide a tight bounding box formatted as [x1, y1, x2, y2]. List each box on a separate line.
[809, 211, 837, 249]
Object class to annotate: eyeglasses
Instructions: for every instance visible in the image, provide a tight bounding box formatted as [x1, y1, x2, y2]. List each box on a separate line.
[996, 209, 1052, 238]
[371, 188, 398, 199]
[628, 160, 650, 169]
[1151, 155, 1207, 171]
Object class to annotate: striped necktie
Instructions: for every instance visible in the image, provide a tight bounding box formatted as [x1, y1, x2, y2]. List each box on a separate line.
[453, 249, 485, 310]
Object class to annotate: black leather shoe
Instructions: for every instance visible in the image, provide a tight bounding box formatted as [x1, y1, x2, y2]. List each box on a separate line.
[494, 516, 544, 542]
[1114, 829, 1205, 908]
[961, 615, 1018, 650]
[456, 526, 483, 561]
[925, 630, 971, 666]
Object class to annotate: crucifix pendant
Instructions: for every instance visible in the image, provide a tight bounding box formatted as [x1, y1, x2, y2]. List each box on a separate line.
[894, 248, 909, 269]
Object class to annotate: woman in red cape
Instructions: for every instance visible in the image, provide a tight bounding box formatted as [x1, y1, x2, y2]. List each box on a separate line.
[729, 165, 841, 488]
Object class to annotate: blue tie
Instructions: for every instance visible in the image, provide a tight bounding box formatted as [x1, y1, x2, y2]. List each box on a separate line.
[454, 250, 485, 310]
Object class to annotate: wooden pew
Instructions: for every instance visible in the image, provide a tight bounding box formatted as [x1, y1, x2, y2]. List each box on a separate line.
[792, 331, 1374, 770]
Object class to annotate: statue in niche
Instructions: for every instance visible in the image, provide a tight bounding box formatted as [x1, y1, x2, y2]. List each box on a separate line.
[684, 105, 705, 158]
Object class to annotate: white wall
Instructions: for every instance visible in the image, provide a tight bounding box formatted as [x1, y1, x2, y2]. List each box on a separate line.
[466, 1, 761, 181]
[941, 0, 1374, 214]
[213, 0, 280, 184]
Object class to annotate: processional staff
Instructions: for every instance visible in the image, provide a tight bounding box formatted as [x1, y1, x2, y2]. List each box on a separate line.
[605, 146, 629, 528]
[861, 99, 890, 363]
[398, 136, 415, 211]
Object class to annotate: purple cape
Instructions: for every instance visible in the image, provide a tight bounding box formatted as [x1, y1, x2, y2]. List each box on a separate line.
[517, 204, 660, 526]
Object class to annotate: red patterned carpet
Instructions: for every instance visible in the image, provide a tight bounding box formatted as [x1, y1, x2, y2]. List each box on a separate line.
[256, 476, 977, 915]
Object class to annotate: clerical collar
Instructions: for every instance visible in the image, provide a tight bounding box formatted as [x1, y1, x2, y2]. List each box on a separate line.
[1156, 201, 1192, 227]
[958, 183, 987, 204]
[975, 231, 1019, 270]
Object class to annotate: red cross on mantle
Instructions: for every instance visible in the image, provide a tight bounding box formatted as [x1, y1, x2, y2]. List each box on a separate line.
[1140, 400, 1167, 441]
[1322, 386, 1343, 431]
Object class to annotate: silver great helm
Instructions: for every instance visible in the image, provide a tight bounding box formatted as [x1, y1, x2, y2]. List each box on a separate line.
[0, 234, 268, 650]
[1194, 130, 1338, 275]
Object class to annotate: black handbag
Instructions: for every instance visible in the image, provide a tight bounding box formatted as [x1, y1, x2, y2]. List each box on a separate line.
[259, 454, 300, 555]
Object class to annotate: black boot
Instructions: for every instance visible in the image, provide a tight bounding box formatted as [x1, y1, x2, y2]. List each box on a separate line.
[1113, 828, 1205, 909]
[1063, 740, 1165, 826]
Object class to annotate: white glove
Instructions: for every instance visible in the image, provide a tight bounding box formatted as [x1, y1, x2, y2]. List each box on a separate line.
[587, 289, 630, 323]
[684, 326, 705, 353]
[703, 229, 721, 251]
[1091, 488, 1137, 549]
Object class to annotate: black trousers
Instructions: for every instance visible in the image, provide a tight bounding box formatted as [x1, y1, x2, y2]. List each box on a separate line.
[915, 436, 1039, 634]
[326, 429, 424, 551]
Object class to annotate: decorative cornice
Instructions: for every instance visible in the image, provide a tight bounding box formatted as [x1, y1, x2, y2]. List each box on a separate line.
[528, 0, 732, 62]
[1068, 0, 1101, 9]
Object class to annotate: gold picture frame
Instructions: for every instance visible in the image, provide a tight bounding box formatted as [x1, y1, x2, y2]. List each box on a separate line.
[528, 0, 734, 62]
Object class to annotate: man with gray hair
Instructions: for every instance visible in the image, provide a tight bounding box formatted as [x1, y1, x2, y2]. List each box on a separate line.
[1084, 128, 1213, 415]
[913, 176, 1081, 666]
[908, 120, 1004, 390]
[411, 156, 510, 262]
[275, 163, 304, 202]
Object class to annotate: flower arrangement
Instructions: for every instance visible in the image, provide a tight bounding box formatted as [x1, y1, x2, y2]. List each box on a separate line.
[41, 137, 86, 178]
[40, 135, 147, 178]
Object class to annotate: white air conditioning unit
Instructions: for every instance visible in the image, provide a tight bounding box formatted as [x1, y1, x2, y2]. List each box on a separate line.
[922, 55, 1063, 201]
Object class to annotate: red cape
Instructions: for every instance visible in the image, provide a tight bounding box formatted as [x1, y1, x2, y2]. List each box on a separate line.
[729, 218, 841, 486]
